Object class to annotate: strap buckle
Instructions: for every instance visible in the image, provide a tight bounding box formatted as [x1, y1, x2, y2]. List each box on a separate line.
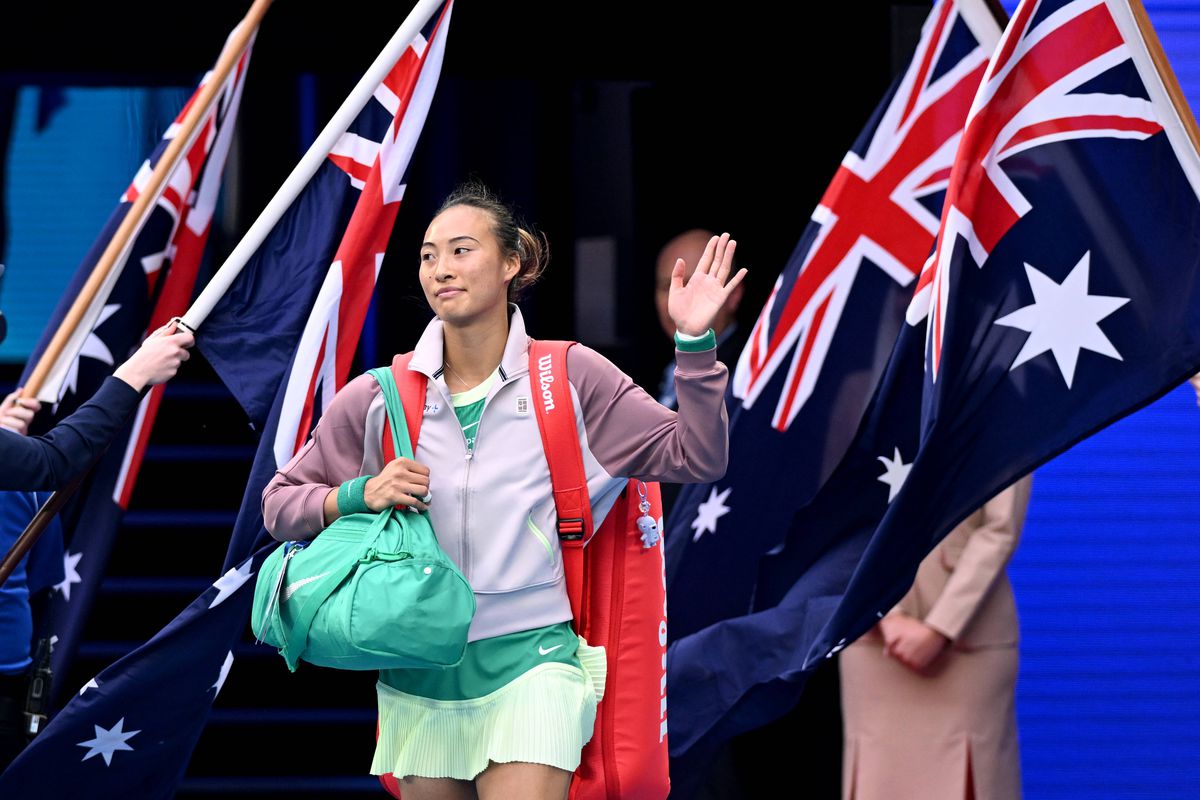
[557, 518, 584, 541]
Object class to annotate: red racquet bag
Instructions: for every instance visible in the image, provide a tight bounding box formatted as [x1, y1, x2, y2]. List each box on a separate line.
[378, 342, 670, 799]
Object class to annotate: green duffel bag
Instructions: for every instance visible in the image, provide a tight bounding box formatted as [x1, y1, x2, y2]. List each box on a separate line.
[250, 366, 475, 672]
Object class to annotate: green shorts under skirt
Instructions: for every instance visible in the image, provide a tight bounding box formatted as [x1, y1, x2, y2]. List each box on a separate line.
[369, 622, 607, 781]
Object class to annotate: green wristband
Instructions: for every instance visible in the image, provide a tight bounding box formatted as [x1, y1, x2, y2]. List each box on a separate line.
[337, 475, 373, 517]
[674, 328, 717, 352]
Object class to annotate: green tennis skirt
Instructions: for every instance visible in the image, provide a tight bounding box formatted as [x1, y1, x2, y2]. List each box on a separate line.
[369, 622, 606, 781]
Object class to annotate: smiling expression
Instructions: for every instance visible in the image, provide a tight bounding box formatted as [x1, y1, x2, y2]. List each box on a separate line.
[420, 205, 520, 325]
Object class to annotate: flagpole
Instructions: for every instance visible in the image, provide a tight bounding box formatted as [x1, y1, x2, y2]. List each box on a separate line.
[21, 0, 273, 400]
[0, 0, 273, 590]
[1127, 0, 1200, 153]
[179, 0, 447, 332]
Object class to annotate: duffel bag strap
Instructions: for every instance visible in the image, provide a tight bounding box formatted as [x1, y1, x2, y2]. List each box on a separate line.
[380, 353, 426, 461]
[280, 509, 394, 672]
[278, 365, 416, 672]
[370, 366, 418, 462]
[527, 340, 593, 626]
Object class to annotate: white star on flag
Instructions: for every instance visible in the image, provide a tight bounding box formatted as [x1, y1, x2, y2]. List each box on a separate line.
[55, 551, 83, 601]
[59, 304, 121, 401]
[876, 447, 912, 503]
[691, 486, 733, 542]
[79, 678, 100, 696]
[995, 253, 1129, 389]
[212, 651, 234, 696]
[77, 718, 139, 766]
[209, 559, 254, 609]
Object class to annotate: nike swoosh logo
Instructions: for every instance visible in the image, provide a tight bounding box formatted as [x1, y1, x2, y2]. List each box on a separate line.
[538, 644, 565, 656]
[283, 572, 332, 601]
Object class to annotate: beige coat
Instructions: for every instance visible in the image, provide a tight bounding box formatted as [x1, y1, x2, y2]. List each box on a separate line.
[840, 475, 1033, 800]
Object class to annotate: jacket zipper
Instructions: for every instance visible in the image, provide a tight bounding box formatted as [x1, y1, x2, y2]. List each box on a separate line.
[451, 377, 499, 577]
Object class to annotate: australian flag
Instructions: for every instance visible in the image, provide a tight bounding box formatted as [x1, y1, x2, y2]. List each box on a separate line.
[17, 36, 254, 684]
[0, 4, 453, 796]
[663, 0, 1004, 770]
[674, 0, 1200, 781]
[795, 0, 1200, 667]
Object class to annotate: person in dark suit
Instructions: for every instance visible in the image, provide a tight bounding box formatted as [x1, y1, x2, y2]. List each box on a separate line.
[0, 323, 192, 492]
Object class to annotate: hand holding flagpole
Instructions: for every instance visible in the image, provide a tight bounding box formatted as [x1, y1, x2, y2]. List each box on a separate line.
[0, 0, 271, 590]
[22, 0, 273, 404]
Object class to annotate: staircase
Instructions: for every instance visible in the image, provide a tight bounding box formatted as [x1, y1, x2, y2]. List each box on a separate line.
[7, 356, 391, 797]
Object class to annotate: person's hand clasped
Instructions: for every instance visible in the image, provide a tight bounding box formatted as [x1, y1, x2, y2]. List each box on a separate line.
[879, 613, 951, 674]
[364, 457, 432, 512]
[112, 321, 195, 392]
[667, 232, 748, 337]
[0, 389, 41, 436]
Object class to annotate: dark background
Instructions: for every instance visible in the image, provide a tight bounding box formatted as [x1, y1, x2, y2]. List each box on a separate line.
[0, 2, 929, 796]
[1, 0, 925, 388]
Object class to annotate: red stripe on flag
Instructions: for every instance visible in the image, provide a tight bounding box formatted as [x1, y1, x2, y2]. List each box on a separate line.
[1004, 114, 1163, 151]
[328, 153, 374, 185]
[900, 0, 954, 127]
[916, 165, 954, 191]
[990, 0, 1039, 78]
[774, 292, 833, 432]
[294, 328, 330, 456]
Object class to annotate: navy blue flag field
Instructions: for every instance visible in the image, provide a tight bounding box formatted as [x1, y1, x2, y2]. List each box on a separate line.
[798, 0, 1200, 667]
[662, 0, 1003, 770]
[0, 5, 453, 797]
[15, 42, 253, 686]
[665, 0, 1002, 639]
[666, 0, 1200, 778]
[680, 0, 1200, 769]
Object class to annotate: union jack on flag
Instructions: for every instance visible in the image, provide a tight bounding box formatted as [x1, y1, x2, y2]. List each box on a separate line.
[19, 33, 255, 684]
[664, 0, 1005, 778]
[672, 0, 1200, 782]
[733, 0, 1001, 430]
[667, 0, 1003, 652]
[0, 4, 454, 797]
[788, 0, 1200, 678]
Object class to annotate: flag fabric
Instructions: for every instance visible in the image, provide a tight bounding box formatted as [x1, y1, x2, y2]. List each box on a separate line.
[665, 0, 1003, 640]
[17, 39, 254, 684]
[672, 0, 1200, 781]
[662, 0, 1003, 774]
[796, 0, 1200, 667]
[0, 4, 453, 797]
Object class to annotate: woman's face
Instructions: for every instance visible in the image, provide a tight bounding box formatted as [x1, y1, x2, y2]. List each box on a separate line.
[1189, 373, 1200, 408]
[420, 205, 519, 325]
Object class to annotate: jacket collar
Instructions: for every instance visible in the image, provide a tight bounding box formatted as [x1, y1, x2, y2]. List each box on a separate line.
[408, 304, 532, 382]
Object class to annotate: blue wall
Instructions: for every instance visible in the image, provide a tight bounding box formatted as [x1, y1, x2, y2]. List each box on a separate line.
[0, 86, 188, 363]
[997, 2, 1200, 797]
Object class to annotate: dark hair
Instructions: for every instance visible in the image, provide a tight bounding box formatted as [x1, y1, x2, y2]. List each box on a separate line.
[436, 181, 548, 301]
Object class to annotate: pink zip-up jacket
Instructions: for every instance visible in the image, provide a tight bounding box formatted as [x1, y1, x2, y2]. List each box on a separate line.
[262, 307, 729, 642]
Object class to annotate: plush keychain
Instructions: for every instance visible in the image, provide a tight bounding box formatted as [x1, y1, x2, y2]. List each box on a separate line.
[635, 482, 660, 548]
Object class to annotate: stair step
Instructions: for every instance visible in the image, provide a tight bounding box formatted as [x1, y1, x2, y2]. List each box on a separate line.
[176, 775, 382, 794]
[144, 444, 258, 462]
[122, 510, 239, 528]
[76, 640, 276, 660]
[101, 576, 215, 594]
[207, 708, 376, 725]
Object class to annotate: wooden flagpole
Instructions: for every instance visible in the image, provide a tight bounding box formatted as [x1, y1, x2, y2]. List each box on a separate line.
[21, 0, 273, 401]
[0, 0, 272, 588]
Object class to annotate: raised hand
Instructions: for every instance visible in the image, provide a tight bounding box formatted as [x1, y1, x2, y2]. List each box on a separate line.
[667, 233, 747, 337]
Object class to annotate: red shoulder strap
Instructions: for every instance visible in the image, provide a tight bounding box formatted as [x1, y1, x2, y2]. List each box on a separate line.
[528, 340, 593, 624]
[381, 352, 427, 462]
